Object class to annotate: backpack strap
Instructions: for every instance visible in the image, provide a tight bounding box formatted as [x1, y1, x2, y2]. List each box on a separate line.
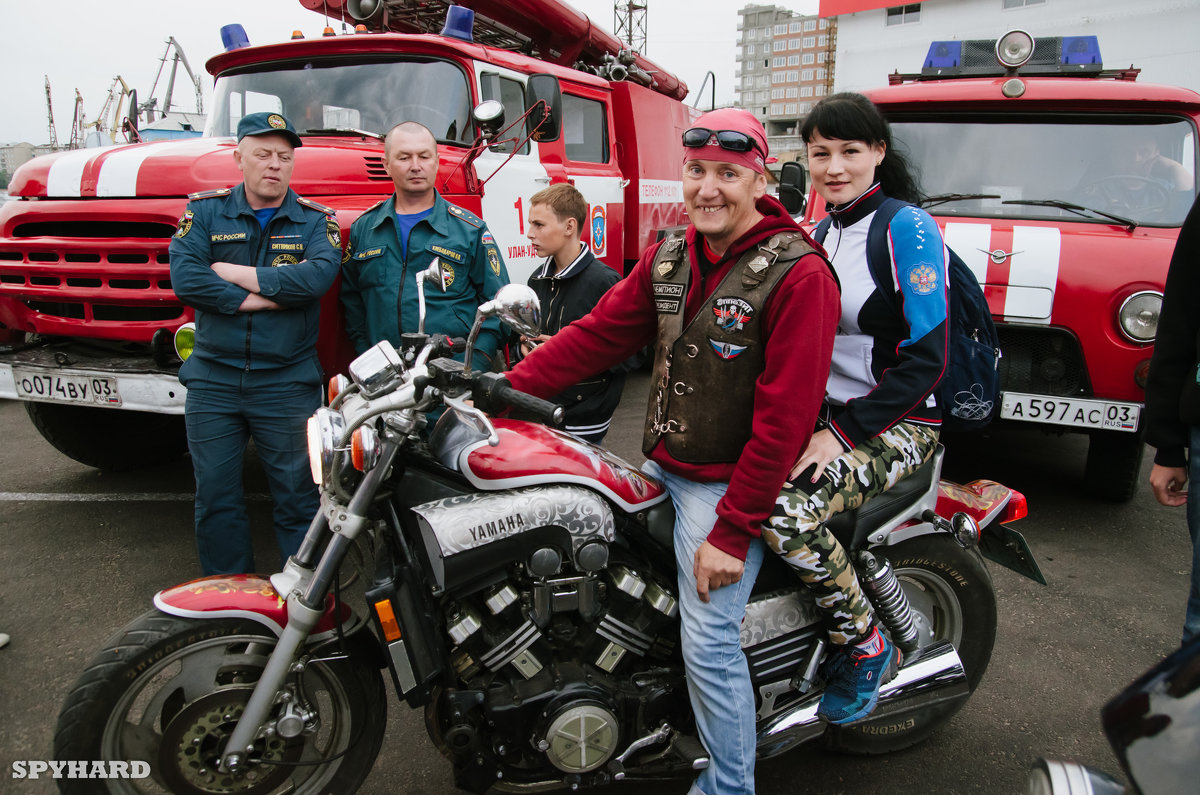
[813, 216, 833, 246]
[863, 197, 913, 312]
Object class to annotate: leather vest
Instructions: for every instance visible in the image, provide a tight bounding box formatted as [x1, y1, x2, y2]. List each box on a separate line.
[643, 231, 819, 462]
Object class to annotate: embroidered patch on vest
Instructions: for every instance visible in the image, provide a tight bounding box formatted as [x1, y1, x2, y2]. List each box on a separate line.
[211, 232, 248, 243]
[708, 339, 748, 360]
[713, 297, 754, 331]
[654, 283, 684, 314]
[486, 245, 502, 276]
[326, 217, 341, 249]
[908, 264, 938, 295]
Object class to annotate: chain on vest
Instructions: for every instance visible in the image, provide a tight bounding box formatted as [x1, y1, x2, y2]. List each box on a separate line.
[643, 230, 819, 463]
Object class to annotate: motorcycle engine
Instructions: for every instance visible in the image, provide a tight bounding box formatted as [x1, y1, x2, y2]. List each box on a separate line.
[433, 545, 686, 785]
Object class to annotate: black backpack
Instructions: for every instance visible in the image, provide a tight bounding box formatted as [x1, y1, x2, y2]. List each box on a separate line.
[815, 198, 1001, 432]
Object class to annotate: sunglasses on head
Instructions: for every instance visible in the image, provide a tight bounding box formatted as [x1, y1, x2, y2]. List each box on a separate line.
[682, 127, 765, 157]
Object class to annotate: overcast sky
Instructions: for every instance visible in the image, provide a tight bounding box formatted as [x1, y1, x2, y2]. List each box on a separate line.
[2, 0, 819, 146]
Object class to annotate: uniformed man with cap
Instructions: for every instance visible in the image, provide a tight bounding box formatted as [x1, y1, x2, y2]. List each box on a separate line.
[169, 111, 341, 575]
[340, 121, 509, 366]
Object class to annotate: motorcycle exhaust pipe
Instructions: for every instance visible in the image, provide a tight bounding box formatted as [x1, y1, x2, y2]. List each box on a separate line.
[757, 640, 970, 758]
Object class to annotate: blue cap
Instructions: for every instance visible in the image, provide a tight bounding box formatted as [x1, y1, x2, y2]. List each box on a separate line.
[236, 112, 302, 148]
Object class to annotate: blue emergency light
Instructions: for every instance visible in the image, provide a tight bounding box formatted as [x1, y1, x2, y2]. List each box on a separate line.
[1060, 36, 1101, 65]
[221, 23, 250, 52]
[924, 41, 962, 69]
[441, 6, 476, 42]
[919, 31, 1104, 78]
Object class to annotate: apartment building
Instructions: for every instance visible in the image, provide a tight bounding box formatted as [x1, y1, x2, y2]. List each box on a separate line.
[735, 4, 837, 157]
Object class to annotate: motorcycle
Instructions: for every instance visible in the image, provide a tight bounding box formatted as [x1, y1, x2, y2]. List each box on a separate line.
[53, 260, 1045, 794]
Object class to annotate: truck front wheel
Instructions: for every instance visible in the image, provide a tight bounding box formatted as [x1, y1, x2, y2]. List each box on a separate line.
[1083, 426, 1146, 503]
[25, 401, 188, 472]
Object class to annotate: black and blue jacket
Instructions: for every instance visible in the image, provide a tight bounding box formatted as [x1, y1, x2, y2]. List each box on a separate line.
[816, 184, 948, 449]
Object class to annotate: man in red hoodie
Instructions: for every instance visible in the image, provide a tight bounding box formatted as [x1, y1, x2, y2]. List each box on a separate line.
[506, 108, 839, 794]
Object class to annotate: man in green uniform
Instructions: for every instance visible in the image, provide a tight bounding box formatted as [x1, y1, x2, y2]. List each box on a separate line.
[340, 121, 509, 365]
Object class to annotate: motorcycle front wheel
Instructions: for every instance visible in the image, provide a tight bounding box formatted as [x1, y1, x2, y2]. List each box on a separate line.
[825, 534, 998, 754]
[53, 610, 387, 794]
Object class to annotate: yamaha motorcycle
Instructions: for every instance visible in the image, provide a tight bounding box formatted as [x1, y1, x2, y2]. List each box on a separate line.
[53, 261, 1044, 794]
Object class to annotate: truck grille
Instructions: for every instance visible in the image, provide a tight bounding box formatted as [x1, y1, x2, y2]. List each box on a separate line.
[997, 326, 1091, 397]
[0, 212, 184, 341]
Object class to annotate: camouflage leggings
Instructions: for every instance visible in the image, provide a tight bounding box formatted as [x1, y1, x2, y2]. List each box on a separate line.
[762, 422, 940, 645]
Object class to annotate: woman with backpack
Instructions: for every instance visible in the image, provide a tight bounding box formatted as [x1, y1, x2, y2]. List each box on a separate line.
[762, 92, 949, 726]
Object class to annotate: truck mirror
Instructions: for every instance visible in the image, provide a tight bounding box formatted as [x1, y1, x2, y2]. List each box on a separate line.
[778, 160, 807, 216]
[526, 74, 562, 142]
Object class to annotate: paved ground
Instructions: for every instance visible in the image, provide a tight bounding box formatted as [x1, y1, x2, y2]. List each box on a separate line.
[0, 372, 1191, 794]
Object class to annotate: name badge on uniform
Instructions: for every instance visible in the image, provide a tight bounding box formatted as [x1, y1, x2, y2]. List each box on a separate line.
[654, 283, 684, 314]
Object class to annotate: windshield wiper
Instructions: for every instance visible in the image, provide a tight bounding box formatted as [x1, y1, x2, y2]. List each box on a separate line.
[1002, 199, 1137, 231]
[303, 127, 384, 140]
[921, 193, 1001, 209]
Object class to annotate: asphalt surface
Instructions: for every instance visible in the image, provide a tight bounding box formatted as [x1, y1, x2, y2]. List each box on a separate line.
[0, 371, 1191, 794]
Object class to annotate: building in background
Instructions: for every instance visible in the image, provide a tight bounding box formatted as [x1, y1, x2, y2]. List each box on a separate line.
[735, 5, 838, 165]
[0, 143, 56, 179]
[819, 0, 1200, 94]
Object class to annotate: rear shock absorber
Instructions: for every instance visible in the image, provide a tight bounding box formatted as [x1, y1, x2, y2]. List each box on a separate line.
[855, 550, 920, 654]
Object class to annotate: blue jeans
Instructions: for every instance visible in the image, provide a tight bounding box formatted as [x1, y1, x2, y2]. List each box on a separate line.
[644, 462, 764, 795]
[1185, 428, 1200, 643]
[185, 373, 321, 575]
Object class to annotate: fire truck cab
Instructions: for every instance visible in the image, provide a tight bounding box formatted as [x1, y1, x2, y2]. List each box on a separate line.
[800, 30, 1200, 501]
[0, 0, 698, 471]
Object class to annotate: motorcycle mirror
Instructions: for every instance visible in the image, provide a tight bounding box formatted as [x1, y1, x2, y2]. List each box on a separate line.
[486, 284, 542, 338]
[416, 257, 448, 335]
[464, 285, 541, 370]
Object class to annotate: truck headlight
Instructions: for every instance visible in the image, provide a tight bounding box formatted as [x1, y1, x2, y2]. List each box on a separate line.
[1118, 291, 1162, 343]
[306, 407, 345, 484]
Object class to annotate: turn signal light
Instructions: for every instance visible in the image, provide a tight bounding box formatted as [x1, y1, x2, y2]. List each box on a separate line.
[328, 374, 350, 405]
[373, 598, 402, 642]
[291, 30, 304, 39]
[355, 24, 368, 33]
[351, 425, 381, 472]
[1134, 359, 1152, 390]
[323, 25, 336, 36]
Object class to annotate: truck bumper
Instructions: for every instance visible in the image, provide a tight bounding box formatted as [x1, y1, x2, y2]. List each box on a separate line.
[0, 345, 185, 414]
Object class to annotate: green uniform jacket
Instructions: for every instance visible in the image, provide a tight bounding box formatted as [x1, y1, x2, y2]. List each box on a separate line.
[341, 191, 510, 364]
[168, 185, 340, 383]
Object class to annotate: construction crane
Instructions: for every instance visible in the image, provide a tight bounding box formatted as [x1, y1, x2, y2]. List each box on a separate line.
[44, 76, 60, 150]
[68, 89, 86, 150]
[90, 76, 134, 144]
[141, 36, 204, 122]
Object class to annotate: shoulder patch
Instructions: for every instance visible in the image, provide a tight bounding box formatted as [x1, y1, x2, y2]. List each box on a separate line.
[296, 196, 337, 216]
[446, 204, 483, 228]
[187, 187, 232, 201]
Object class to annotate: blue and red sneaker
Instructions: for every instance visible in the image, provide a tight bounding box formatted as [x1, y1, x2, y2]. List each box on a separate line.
[817, 626, 899, 725]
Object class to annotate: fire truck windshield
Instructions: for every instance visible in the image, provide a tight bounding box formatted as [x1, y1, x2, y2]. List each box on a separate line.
[891, 115, 1198, 227]
[205, 58, 473, 146]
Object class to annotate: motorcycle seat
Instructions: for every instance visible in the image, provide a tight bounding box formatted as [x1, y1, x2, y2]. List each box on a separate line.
[824, 448, 941, 550]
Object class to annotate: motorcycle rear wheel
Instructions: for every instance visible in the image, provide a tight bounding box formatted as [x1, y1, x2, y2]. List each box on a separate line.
[53, 610, 386, 794]
[824, 534, 997, 754]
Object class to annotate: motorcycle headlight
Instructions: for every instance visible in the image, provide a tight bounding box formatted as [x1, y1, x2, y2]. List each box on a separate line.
[306, 407, 345, 485]
[1118, 290, 1162, 343]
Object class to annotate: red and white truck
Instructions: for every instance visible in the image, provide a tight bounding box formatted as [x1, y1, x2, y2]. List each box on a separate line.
[797, 30, 1199, 501]
[0, 0, 698, 470]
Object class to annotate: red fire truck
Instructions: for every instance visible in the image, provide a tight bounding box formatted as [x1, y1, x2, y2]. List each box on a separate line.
[0, 0, 698, 471]
[797, 30, 1200, 501]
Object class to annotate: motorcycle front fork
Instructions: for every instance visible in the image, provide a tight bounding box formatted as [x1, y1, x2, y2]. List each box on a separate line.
[218, 441, 400, 775]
